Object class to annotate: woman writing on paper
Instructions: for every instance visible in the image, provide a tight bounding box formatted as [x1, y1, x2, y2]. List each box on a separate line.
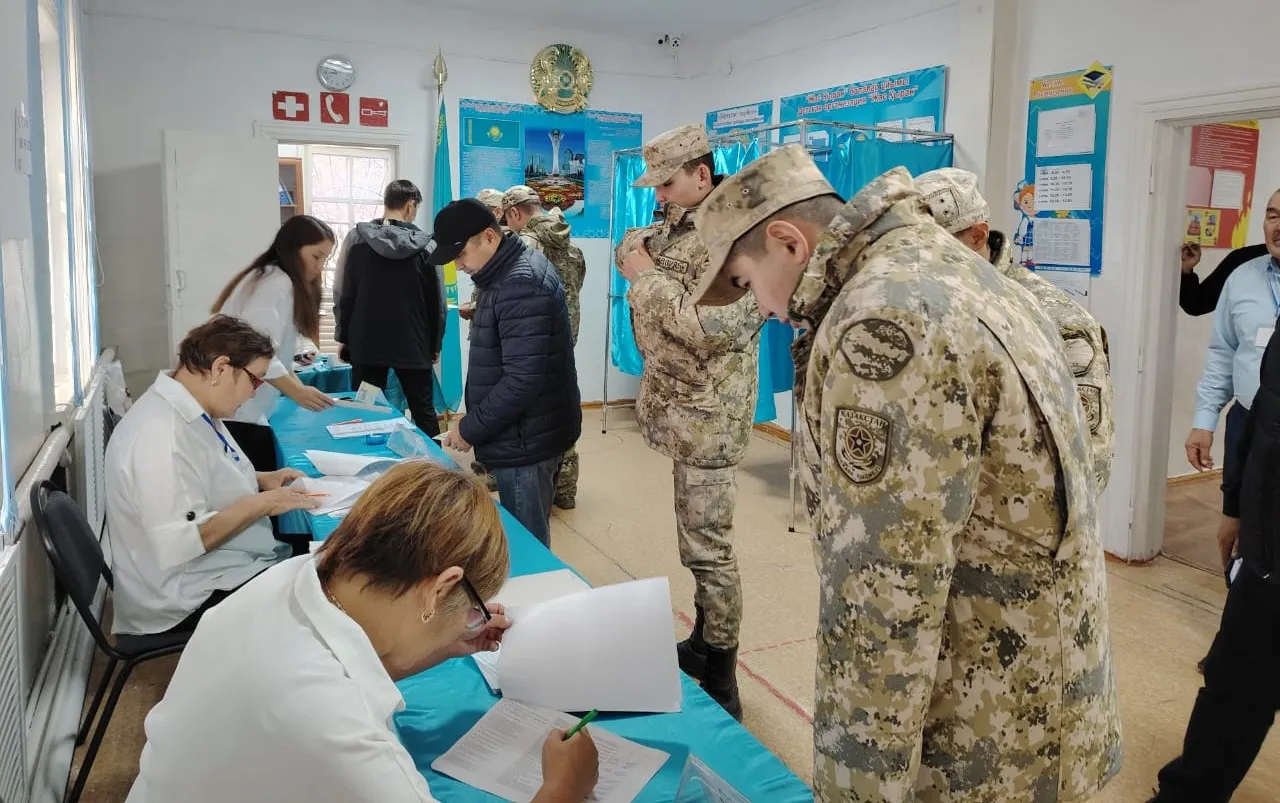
[211, 214, 337, 470]
[104, 317, 322, 638]
[127, 461, 599, 803]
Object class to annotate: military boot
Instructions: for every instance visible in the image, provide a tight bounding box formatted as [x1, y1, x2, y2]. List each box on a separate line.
[676, 606, 709, 680]
[702, 645, 742, 721]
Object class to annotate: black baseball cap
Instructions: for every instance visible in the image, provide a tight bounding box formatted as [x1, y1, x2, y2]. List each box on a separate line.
[425, 199, 499, 265]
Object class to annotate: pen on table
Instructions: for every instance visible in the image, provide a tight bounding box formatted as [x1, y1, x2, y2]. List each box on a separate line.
[562, 710, 598, 741]
[303, 492, 329, 498]
[334, 418, 363, 426]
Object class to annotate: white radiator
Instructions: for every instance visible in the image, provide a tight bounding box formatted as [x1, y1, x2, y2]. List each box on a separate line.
[0, 545, 27, 803]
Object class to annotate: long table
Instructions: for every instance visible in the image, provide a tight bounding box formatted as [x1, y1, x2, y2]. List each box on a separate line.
[269, 398, 813, 802]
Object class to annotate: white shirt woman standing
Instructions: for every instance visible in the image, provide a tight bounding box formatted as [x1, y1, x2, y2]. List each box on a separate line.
[212, 214, 336, 469]
[104, 316, 322, 635]
[127, 462, 600, 803]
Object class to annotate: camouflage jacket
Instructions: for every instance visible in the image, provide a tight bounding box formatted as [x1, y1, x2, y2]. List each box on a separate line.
[992, 236, 1115, 491]
[790, 169, 1121, 802]
[521, 210, 585, 343]
[621, 204, 763, 468]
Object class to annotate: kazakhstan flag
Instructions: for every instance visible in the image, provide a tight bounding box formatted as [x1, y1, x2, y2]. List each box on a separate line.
[432, 95, 464, 412]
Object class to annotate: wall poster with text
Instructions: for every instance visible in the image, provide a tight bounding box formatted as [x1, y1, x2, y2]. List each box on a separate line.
[706, 101, 775, 136]
[779, 65, 948, 149]
[1184, 121, 1260, 249]
[458, 99, 643, 239]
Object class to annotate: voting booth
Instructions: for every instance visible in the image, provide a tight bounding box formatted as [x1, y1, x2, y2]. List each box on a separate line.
[602, 121, 955, 528]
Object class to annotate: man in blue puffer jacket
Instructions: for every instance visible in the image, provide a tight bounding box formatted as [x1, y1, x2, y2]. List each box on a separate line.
[432, 199, 581, 546]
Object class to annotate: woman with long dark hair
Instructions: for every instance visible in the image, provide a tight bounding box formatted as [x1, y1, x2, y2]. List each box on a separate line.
[212, 215, 336, 470]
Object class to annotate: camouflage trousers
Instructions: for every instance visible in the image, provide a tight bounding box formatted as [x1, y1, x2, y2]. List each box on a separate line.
[674, 462, 741, 649]
[555, 445, 578, 503]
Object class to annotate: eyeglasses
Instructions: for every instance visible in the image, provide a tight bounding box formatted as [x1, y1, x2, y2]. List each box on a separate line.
[238, 366, 265, 390]
[460, 576, 492, 634]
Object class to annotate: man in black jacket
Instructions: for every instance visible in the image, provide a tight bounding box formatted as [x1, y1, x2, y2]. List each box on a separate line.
[1179, 242, 1270, 315]
[1151, 319, 1280, 802]
[335, 180, 445, 437]
[433, 199, 580, 546]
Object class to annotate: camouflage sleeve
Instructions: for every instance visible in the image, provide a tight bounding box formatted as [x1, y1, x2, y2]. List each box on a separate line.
[812, 310, 982, 802]
[626, 269, 763, 357]
[614, 224, 657, 267]
[1065, 327, 1115, 491]
[518, 230, 543, 254]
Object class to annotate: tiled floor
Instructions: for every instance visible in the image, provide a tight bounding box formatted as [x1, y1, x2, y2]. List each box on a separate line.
[1161, 474, 1226, 575]
[69, 413, 1279, 801]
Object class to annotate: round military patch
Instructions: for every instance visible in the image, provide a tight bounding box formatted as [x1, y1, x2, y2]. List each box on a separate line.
[840, 319, 915, 381]
[834, 408, 891, 484]
[1078, 384, 1102, 433]
[1062, 333, 1097, 377]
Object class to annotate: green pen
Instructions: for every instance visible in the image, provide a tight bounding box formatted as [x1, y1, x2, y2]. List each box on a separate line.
[562, 709, 598, 741]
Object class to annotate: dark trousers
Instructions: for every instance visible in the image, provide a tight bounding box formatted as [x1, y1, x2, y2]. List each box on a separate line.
[491, 456, 560, 548]
[222, 420, 308, 558]
[160, 566, 266, 634]
[1221, 401, 1248, 507]
[1154, 571, 1280, 801]
[351, 365, 440, 438]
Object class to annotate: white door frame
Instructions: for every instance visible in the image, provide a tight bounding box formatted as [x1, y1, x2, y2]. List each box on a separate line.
[250, 121, 415, 208]
[1123, 82, 1280, 560]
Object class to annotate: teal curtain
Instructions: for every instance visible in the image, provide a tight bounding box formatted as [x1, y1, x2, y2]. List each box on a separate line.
[607, 133, 954, 424]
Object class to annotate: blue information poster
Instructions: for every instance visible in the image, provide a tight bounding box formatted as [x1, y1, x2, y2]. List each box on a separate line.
[705, 101, 774, 136]
[458, 99, 642, 239]
[779, 65, 948, 142]
[1015, 62, 1113, 276]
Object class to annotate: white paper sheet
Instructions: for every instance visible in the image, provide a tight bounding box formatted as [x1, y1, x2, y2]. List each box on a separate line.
[430, 699, 669, 803]
[296, 476, 369, 516]
[472, 570, 594, 692]
[325, 418, 409, 439]
[303, 450, 400, 476]
[1039, 270, 1093, 307]
[1210, 169, 1247, 210]
[498, 577, 681, 713]
[332, 398, 386, 413]
[1034, 163, 1092, 211]
[1036, 105, 1096, 158]
[1033, 218, 1092, 267]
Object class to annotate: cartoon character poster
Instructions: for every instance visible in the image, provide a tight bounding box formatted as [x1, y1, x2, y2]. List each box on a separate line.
[1013, 182, 1036, 268]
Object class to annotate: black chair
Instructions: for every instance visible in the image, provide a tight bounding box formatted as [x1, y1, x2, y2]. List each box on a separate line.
[29, 481, 190, 803]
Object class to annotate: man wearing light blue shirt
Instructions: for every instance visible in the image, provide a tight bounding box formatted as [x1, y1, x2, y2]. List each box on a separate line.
[1186, 189, 1280, 521]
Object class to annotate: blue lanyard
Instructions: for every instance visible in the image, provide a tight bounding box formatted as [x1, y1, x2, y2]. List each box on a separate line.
[201, 414, 240, 463]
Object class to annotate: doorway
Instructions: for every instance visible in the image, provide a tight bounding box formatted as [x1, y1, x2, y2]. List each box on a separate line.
[275, 142, 397, 354]
[1126, 83, 1280, 564]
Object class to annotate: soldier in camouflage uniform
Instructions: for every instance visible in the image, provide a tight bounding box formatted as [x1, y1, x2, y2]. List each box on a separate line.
[500, 184, 587, 509]
[616, 124, 763, 719]
[915, 168, 1115, 490]
[693, 147, 1122, 800]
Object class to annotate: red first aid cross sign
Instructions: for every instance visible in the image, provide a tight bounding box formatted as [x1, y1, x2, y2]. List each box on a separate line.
[272, 91, 310, 122]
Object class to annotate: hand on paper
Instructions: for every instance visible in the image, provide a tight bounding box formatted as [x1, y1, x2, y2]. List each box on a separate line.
[295, 350, 318, 367]
[258, 486, 322, 516]
[1185, 428, 1215, 471]
[445, 603, 511, 658]
[258, 468, 306, 491]
[442, 422, 473, 453]
[296, 385, 337, 412]
[1181, 242, 1202, 273]
[618, 243, 655, 283]
[537, 728, 599, 803]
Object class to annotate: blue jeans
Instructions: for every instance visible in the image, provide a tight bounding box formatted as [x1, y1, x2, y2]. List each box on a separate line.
[490, 456, 560, 547]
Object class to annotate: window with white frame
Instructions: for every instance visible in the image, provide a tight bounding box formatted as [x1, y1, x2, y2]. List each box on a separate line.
[38, 1, 75, 407]
[63, 0, 98, 393]
[300, 144, 396, 353]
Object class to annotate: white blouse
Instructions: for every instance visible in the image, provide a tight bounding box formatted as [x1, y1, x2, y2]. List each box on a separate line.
[104, 373, 285, 635]
[218, 264, 298, 425]
[126, 555, 438, 803]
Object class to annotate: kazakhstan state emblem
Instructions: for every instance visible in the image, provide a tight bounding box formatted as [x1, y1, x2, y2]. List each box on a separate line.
[530, 44, 593, 114]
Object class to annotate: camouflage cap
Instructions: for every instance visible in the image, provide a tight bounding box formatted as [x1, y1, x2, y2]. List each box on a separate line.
[501, 185, 542, 212]
[693, 144, 835, 306]
[633, 124, 712, 188]
[475, 188, 504, 211]
[914, 167, 990, 233]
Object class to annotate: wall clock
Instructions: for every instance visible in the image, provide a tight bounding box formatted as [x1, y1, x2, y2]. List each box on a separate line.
[317, 56, 356, 92]
[530, 44, 593, 114]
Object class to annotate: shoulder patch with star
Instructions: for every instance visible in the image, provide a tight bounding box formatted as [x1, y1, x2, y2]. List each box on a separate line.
[834, 408, 891, 484]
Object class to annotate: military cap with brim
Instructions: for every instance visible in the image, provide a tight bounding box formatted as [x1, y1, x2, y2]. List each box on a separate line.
[692, 144, 836, 306]
[501, 184, 541, 212]
[632, 124, 712, 188]
[425, 198, 498, 266]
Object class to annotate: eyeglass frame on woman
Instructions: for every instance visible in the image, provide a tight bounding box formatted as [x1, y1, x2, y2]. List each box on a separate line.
[237, 365, 265, 390]
[460, 576, 493, 633]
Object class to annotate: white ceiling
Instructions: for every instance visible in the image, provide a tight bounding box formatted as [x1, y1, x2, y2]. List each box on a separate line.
[413, 0, 829, 42]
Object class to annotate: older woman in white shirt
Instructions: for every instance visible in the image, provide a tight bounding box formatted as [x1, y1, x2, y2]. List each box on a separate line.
[212, 214, 337, 471]
[128, 461, 600, 803]
[104, 316, 322, 636]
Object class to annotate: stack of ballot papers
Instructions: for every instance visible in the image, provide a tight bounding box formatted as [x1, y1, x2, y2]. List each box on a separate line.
[472, 573, 681, 714]
[303, 450, 400, 477]
[326, 417, 410, 439]
[299, 451, 406, 516]
[294, 476, 368, 517]
[431, 699, 669, 803]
